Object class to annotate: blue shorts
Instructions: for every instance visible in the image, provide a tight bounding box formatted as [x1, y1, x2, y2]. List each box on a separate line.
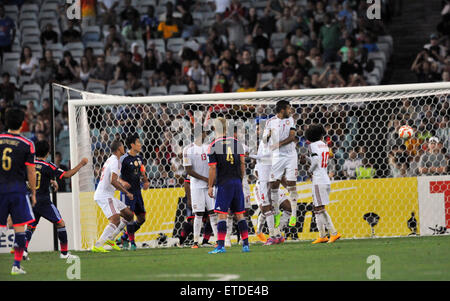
[29, 202, 63, 228]
[214, 178, 245, 215]
[121, 191, 146, 215]
[0, 192, 35, 228]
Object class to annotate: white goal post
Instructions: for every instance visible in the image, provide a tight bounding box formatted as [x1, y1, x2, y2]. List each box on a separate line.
[63, 82, 450, 251]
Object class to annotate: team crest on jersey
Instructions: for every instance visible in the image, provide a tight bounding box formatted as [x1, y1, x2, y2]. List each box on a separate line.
[134, 161, 139, 167]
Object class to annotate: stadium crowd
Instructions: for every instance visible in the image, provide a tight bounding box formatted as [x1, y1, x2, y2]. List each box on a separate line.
[0, 0, 448, 190]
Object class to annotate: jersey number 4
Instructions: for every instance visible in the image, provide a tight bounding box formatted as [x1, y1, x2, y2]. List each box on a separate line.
[226, 147, 234, 165]
[321, 152, 329, 168]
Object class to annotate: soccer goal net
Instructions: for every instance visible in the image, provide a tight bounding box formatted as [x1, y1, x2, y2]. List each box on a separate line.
[62, 82, 450, 251]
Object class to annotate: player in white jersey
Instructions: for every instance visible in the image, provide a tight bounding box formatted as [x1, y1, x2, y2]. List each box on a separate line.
[183, 127, 219, 248]
[92, 140, 135, 253]
[305, 125, 341, 244]
[263, 100, 299, 228]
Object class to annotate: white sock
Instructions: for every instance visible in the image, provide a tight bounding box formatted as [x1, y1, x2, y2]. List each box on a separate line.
[288, 186, 298, 218]
[264, 210, 275, 237]
[270, 188, 279, 209]
[96, 223, 117, 247]
[110, 219, 127, 241]
[226, 214, 233, 240]
[257, 213, 266, 233]
[315, 211, 327, 238]
[209, 213, 219, 240]
[279, 211, 290, 230]
[193, 215, 203, 243]
[324, 211, 337, 236]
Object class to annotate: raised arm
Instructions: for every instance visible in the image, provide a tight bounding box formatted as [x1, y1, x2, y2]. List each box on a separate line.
[62, 157, 88, 178]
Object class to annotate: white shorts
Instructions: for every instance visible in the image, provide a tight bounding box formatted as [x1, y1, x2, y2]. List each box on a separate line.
[270, 155, 298, 182]
[255, 181, 270, 207]
[256, 164, 272, 183]
[191, 187, 215, 213]
[312, 184, 330, 207]
[95, 197, 127, 219]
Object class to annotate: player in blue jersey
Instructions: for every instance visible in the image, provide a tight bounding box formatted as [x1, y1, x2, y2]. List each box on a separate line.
[0, 108, 36, 275]
[117, 133, 150, 250]
[207, 117, 250, 254]
[24, 140, 88, 259]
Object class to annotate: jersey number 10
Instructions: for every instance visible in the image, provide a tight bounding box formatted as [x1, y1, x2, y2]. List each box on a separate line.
[321, 152, 329, 168]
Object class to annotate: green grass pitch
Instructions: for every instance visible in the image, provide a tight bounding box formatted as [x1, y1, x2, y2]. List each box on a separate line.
[1, 236, 449, 281]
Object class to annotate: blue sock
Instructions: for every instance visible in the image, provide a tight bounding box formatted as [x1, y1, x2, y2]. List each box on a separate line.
[13, 232, 26, 268]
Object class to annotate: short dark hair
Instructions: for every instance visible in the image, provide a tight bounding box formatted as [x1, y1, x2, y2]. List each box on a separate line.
[305, 124, 326, 142]
[35, 140, 50, 158]
[110, 139, 123, 153]
[275, 100, 290, 113]
[125, 133, 140, 149]
[5, 108, 25, 131]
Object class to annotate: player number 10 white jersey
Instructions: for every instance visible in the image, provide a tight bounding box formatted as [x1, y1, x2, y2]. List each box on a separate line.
[308, 141, 331, 185]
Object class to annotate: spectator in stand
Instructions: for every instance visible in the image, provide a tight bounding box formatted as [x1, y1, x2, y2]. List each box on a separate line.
[31, 58, 53, 88]
[159, 50, 181, 82]
[339, 48, 363, 83]
[276, 7, 297, 34]
[124, 72, 144, 95]
[424, 34, 447, 60]
[282, 54, 298, 87]
[308, 55, 326, 76]
[185, 79, 200, 94]
[122, 19, 144, 45]
[17, 46, 38, 77]
[84, 47, 97, 69]
[237, 49, 261, 89]
[266, 0, 284, 17]
[114, 51, 141, 83]
[143, 48, 158, 71]
[187, 59, 207, 85]
[98, 0, 119, 26]
[411, 51, 442, 83]
[362, 34, 379, 53]
[342, 148, 362, 179]
[247, 7, 259, 35]
[0, 4, 16, 62]
[260, 47, 281, 75]
[419, 137, 448, 176]
[224, 0, 246, 18]
[223, 9, 248, 49]
[0, 72, 17, 105]
[130, 42, 143, 67]
[157, 14, 180, 40]
[181, 10, 197, 39]
[203, 55, 216, 83]
[89, 55, 115, 86]
[318, 13, 341, 63]
[212, 13, 228, 38]
[297, 47, 313, 75]
[44, 49, 58, 73]
[209, 0, 231, 14]
[61, 20, 81, 45]
[120, 0, 140, 26]
[141, 5, 159, 41]
[259, 7, 277, 39]
[237, 77, 257, 92]
[59, 51, 79, 83]
[339, 37, 359, 62]
[252, 24, 270, 51]
[105, 25, 125, 50]
[77, 56, 92, 88]
[211, 73, 231, 93]
[40, 23, 59, 47]
[176, 0, 196, 15]
[291, 27, 310, 50]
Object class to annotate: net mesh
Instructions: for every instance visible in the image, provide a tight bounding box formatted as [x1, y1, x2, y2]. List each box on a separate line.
[66, 85, 450, 249]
